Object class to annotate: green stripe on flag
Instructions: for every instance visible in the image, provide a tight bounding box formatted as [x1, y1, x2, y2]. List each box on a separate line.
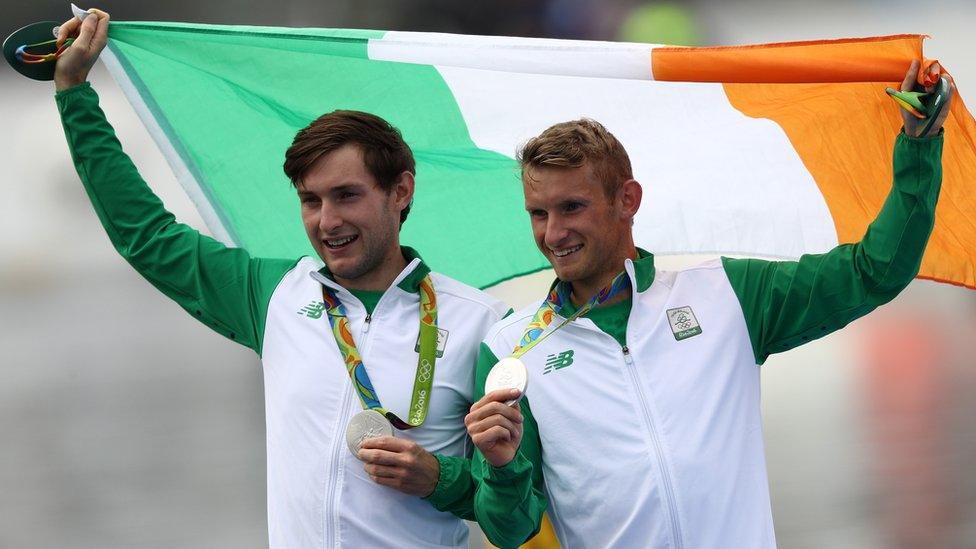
[107, 22, 546, 288]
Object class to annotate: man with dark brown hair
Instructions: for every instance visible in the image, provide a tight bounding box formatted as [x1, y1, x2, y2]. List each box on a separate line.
[51, 10, 506, 548]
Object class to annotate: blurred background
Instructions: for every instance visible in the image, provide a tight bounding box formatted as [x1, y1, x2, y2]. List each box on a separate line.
[2, 1, 976, 548]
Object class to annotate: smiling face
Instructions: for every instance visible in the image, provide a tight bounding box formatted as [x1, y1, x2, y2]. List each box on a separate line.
[523, 163, 640, 301]
[297, 144, 413, 290]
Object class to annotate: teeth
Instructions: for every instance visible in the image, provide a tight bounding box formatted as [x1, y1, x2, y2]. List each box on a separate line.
[326, 236, 356, 247]
[553, 244, 583, 257]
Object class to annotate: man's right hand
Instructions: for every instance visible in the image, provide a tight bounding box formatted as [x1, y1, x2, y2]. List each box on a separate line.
[54, 8, 110, 91]
[465, 389, 524, 468]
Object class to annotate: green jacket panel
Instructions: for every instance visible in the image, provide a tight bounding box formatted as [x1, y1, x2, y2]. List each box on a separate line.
[723, 131, 943, 364]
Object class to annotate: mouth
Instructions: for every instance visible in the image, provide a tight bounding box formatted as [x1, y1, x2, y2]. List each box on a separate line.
[551, 244, 583, 258]
[323, 235, 359, 250]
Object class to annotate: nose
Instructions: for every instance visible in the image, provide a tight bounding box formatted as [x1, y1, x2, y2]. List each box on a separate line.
[318, 201, 343, 234]
[544, 215, 570, 249]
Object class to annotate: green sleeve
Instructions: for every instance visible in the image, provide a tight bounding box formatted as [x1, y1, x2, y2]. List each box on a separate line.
[425, 341, 548, 547]
[424, 454, 476, 520]
[723, 131, 943, 364]
[426, 343, 547, 547]
[56, 83, 296, 355]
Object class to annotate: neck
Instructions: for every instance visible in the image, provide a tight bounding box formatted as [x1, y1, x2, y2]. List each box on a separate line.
[335, 245, 409, 292]
[568, 247, 638, 307]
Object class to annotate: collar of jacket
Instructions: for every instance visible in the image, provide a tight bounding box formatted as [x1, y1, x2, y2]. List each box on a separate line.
[309, 246, 431, 295]
[548, 247, 656, 301]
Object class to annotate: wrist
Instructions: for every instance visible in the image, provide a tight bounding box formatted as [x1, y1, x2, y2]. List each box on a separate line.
[485, 451, 529, 482]
[55, 75, 87, 92]
[421, 451, 440, 498]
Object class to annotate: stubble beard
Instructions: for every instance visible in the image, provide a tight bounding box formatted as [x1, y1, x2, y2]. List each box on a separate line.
[330, 219, 398, 282]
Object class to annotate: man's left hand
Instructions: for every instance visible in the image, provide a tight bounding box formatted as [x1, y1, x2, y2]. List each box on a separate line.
[899, 59, 955, 138]
[358, 437, 440, 497]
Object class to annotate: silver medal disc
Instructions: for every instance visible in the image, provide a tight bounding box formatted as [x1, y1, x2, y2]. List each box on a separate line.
[345, 409, 394, 459]
[484, 357, 528, 406]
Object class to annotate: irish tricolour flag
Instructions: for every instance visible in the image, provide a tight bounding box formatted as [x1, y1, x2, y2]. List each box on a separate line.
[101, 24, 976, 289]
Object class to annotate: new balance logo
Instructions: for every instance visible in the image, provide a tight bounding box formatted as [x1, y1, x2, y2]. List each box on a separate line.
[297, 301, 326, 319]
[543, 350, 575, 374]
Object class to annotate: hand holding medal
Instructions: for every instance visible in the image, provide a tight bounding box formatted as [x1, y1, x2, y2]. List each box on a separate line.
[481, 270, 630, 405]
[356, 436, 442, 497]
[470, 270, 631, 467]
[465, 388, 525, 468]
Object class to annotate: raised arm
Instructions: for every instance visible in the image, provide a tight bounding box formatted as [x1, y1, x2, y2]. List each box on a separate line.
[723, 62, 951, 365]
[55, 10, 295, 354]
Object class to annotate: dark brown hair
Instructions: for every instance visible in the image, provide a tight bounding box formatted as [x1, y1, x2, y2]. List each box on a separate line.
[283, 110, 416, 223]
[518, 118, 633, 198]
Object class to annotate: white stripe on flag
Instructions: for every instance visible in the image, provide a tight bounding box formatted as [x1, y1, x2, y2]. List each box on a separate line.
[435, 65, 839, 258]
[101, 45, 238, 247]
[368, 31, 657, 80]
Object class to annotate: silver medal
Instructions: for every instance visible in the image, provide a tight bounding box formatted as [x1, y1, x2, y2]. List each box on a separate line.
[345, 409, 394, 459]
[484, 357, 528, 406]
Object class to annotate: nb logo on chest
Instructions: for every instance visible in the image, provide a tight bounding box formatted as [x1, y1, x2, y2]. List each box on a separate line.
[543, 350, 575, 374]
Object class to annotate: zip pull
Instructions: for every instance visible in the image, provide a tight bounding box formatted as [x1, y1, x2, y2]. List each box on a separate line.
[362, 314, 372, 334]
[622, 345, 634, 366]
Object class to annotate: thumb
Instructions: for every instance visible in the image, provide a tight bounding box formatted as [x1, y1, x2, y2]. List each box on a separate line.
[72, 13, 98, 50]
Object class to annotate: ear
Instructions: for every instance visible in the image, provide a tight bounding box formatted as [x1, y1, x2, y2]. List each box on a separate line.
[390, 170, 415, 213]
[618, 179, 642, 220]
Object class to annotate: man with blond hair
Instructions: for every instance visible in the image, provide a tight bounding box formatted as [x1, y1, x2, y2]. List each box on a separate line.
[414, 61, 952, 548]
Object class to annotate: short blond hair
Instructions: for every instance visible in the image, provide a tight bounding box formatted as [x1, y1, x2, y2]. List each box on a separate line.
[517, 119, 633, 197]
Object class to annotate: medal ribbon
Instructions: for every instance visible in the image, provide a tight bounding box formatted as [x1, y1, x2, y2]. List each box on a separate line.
[15, 38, 75, 64]
[321, 275, 438, 430]
[512, 270, 630, 358]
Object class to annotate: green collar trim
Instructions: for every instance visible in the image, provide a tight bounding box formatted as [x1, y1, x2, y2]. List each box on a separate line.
[633, 247, 656, 292]
[396, 246, 431, 292]
[548, 247, 656, 304]
[317, 246, 430, 294]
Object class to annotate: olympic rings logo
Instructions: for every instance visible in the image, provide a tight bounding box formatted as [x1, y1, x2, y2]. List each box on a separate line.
[418, 359, 433, 382]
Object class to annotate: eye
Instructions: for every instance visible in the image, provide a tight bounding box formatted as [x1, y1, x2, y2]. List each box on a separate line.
[563, 201, 584, 213]
[300, 195, 320, 205]
[338, 190, 359, 201]
[528, 209, 547, 219]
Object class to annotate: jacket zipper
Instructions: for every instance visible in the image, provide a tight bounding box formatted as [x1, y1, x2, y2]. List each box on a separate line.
[622, 345, 684, 549]
[325, 303, 374, 547]
[325, 386, 351, 548]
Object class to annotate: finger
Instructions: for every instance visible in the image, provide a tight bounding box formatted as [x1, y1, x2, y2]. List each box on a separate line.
[371, 476, 403, 489]
[73, 13, 98, 50]
[90, 10, 111, 50]
[926, 81, 955, 137]
[901, 59, 920, 92]
[472, 425, 513, 447]
[470, 389, 522, 412]
[358, 436, 413, 453]
[364, 463, 401, 479]
[358, 448, 405, 467]
[468, 414, 520, 439]
[56, 18, 82, 47]
[356, 449, 409, 467]
[465, 401, 523, 426]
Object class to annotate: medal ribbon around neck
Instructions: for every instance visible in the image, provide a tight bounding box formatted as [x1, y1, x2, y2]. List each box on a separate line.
[321, 275, 438, 430]
[512, 270, 630, 358]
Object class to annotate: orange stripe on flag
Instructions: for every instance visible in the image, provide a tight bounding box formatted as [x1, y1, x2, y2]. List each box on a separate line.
[652, 35, 924, 83]
[652, 34, 976, 289]
[726, 84, 976, 289]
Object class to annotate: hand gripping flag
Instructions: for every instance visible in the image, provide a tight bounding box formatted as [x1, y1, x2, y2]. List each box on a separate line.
[99, 24, 976, 289]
